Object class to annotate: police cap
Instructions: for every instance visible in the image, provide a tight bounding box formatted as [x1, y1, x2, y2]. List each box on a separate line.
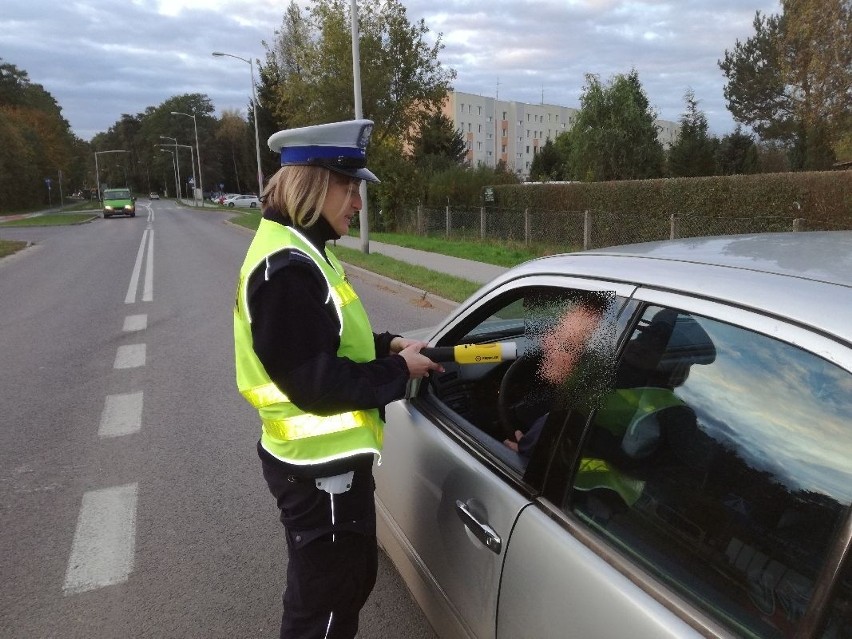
[267, 119, 380, 183]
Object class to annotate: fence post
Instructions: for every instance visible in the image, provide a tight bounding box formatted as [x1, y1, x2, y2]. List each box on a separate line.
[524, 208, 530, 246]
[480, 207, 486, 240]
[670, 213, 678, 240]
[445, 204, 450, 239]
[417, 204, 423, 235]
[583, 210, 591, 250]
[793, 218, 805, 231]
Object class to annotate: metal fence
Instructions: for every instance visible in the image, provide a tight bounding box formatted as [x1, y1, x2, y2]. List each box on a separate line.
[395, 205, 851, 251]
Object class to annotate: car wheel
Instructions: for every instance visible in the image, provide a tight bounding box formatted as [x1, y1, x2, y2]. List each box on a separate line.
[130, 212, 136, 218]
[103, 213, 110, 218]
[228, 202, 235, 207]
[250, 202, 257, 208]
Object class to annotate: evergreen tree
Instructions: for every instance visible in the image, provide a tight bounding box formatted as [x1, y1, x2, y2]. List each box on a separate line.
[715, 126, 759, 175]
[667, 89, 717, 177]
[528, 139, 564, 181]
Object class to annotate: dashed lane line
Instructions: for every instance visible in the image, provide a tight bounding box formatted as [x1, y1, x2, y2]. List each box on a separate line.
[123, 314, 147, 332]
[113, 343, 146, 369]
[63, 483, 138, 595]
[98, 391, 143, 438]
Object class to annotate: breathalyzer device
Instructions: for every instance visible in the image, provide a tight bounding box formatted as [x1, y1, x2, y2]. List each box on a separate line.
[421, 342, 518, 364]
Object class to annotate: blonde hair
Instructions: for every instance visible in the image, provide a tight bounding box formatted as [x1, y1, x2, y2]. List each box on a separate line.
[262, 165, 330, 227]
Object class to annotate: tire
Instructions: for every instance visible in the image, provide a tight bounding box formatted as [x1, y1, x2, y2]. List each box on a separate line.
[228, 202, 235, 207]
[250, 202, 257, 208]
[130, 212, 136, 218]
[103, 213, 110, 218]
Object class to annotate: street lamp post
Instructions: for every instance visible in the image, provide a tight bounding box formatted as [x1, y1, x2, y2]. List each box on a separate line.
[158, 142, 196, 204]
[159, 149, 178, 199]
[159, 136, 182, 200]
[212, 51, 263, 195]
[94, 149, 128, 201]
[171, 111, 204, 206]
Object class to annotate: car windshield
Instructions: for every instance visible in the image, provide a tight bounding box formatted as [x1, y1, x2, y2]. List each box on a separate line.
[104, 189, 131, 199]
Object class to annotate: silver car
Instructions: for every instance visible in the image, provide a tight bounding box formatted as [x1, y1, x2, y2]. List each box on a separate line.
[376, 232, 852, 639]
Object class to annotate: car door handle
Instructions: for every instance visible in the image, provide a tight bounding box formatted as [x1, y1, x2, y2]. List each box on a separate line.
[455, 500, 502, 554]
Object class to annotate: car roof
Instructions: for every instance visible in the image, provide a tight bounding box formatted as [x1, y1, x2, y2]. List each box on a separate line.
[498, 232, 852, 344]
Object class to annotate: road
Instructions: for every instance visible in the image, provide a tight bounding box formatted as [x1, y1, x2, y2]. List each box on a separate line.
[0, 202, 447, 638]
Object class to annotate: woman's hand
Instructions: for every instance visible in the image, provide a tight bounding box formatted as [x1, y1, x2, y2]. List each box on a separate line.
[397, 342, 445, 379]
[390, 336, 425, 353]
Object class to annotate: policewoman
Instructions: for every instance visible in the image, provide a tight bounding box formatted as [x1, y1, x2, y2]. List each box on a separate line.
[234, 119, 442, 638]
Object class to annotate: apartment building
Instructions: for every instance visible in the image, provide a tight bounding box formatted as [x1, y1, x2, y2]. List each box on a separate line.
[443, 90, 680, 179]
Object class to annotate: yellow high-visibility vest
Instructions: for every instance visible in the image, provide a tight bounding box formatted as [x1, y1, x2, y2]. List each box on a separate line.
[234, 219, 383, 465]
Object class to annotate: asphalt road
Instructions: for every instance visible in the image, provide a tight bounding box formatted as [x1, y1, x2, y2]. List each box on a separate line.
[0, 201, 447, 638]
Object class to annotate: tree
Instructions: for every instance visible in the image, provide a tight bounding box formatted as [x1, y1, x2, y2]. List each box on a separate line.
[261, 0, 455, 143]
[719, 1, 851, 167]
[667, 89, 717, 177]
[715, 126, 759, 175]
[0, 60, 78, 210]
[566, 70, 664, 181]
[410, 111, 467, 172]
[528, 139, 564, 181]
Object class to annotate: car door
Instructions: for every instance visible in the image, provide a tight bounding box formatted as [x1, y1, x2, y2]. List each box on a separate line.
[498, 291, 852, 638]
[377, 276, 636, 638]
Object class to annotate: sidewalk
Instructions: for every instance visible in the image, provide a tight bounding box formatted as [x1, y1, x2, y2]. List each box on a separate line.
[334, 235, 509, 285]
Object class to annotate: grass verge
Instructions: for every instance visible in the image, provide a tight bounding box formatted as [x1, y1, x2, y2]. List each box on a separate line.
[0, 213, 98, 227]
[331, 245, 481, 303]
[0, 239, 29, 258]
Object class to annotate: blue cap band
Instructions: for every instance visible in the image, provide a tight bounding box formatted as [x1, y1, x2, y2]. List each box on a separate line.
[281, 145, 366, 166]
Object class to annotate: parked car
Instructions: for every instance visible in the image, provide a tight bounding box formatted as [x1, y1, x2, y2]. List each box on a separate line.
[102, 188, 135, 218]
[377, 232, 852, 639]
[223, 194, 260, 208]
[149, 192, 160, 200]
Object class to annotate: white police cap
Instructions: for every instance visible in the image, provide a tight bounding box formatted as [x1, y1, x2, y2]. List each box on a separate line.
[267, 119, 380, 183]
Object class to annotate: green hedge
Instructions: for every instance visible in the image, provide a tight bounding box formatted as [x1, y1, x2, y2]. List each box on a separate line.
[492, 171, 852, 223]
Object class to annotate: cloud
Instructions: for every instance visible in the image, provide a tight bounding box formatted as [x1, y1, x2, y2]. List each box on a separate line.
[1, 0, 778, 140]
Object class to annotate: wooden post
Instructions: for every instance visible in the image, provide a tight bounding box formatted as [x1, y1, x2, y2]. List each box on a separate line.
[670, 213, 678, 240]
[583, 210, 591, 250]
[480, 207, 486, 240]
[524, 208, 531, 246]
[445, 204, 451, 238]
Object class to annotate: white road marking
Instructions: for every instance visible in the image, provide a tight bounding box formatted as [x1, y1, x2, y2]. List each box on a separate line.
[63, 483, 138, 595]
[142, 229, 154, 302]
[98, 391, 143, 438]
[125, 229, 149, 304]
[122, 314, 147, 332]
[114, 344, 146, 369]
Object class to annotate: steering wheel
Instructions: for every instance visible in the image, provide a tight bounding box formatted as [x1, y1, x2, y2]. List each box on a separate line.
[497, 352, 543, 440]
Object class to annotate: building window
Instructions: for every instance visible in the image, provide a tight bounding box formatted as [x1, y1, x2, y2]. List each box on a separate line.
[478, 106, 482, 115]
[502, 111, 507, 119]
[477, 141, 482, 150]
[460, 103, 464, 111]
[501, 145, 507, 153]
[478, 124, 482, 133]
[527, 130, 530, 138]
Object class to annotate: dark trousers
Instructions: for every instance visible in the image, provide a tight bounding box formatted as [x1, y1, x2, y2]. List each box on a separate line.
[258, 445, 378, 639]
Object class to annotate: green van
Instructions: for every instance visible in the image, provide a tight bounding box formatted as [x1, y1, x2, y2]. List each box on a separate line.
[102, 188, 136, 218]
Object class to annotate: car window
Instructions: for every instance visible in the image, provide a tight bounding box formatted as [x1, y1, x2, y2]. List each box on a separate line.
[562, 305, 852, 637]
[423, 285, 629, 477]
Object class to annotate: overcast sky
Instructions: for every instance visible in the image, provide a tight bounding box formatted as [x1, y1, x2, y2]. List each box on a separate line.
[2, 0, 779, 142]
